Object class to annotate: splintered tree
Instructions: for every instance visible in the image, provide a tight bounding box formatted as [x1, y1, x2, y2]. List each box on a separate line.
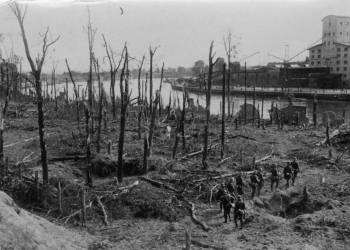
[221, 63, 226, 159]
[11, 3, 59, 185]
[117, 46, 129, 183]
[202, 41, 217, 168]
[149, 46, 158, 113]
[65, 58, 80, 127]
[137, 55, 145, 139]
[102, 34, 125, 120]
[87, 8, 96, 133]
[94, 59, 103, 153]
[0, 63, 10, 174]
[223, 31, 238, 117]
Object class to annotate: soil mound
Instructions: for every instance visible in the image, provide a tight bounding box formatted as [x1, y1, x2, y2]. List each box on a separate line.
[0, 191, 90, 250]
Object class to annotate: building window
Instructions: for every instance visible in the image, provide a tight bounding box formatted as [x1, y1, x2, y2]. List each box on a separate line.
[340, 32, 343, 35]
[340, 22, 343, 25]
[337, 60, 340, 64]
[311, 49, 314, 53]
[337, 48, 341, 52]
[333, 32, 335, 36]
[344, 67, 347, 71]
[318, 49, 321, 53]
[318, 61, 321, 65]
[345, 48, 348, 51]
[311, 61, 314, 65]
[345, 60, 348, 64]
[318, 55, 321, 58]
[311, 55, 314, 59]
[337, 67, 340, 71]
[337, 54, 341, 58]
[345, 54, 348, 57]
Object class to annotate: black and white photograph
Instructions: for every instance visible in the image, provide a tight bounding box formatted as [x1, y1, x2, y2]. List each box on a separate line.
[0, 0, 350, 249]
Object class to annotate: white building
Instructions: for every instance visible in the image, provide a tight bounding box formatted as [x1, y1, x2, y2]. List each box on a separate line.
[309, 15, 350, 83]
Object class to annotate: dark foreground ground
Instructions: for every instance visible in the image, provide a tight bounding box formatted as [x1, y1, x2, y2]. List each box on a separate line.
[1, 100, 350, 250]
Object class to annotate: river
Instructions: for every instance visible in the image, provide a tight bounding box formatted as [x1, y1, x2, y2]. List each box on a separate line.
[28, 78, 350, 124]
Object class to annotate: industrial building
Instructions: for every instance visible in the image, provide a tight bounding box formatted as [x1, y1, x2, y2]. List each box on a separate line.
[309, 15, 350, 86]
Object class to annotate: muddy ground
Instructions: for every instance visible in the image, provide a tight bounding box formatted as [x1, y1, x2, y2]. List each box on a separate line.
[2, 99, 350, 250]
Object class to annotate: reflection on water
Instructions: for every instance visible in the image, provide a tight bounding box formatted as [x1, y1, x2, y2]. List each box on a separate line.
[32, 79, 350, 124]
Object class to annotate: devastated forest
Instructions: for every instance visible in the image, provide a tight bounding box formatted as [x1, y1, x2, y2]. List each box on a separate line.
[0, 2, 350, 250]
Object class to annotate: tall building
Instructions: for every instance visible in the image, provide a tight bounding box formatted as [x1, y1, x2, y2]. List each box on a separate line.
[309, 15, 350, 84]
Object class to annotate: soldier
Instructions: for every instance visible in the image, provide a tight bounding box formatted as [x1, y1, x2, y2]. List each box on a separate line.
[250, 171, 259, 199]
[226, 178, 236, 198]
[234, 195, 246, 229]
[216, 183, 226, 213]
[256, 168, 264, 196]
[284, 162, 293, 188]
[270, 164, 279, 192]
[235, 172, 244, 196]
[291, 157, 300, 186]
[221, 190, 233, 223]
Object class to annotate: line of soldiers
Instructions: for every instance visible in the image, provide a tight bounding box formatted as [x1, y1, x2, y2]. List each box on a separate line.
[216, 157, 300, 229]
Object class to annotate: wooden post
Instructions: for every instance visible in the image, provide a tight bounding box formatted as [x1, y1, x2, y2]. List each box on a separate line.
[66, 78, 69, 104]
[253, 155, 256, 169]
[261, 96, 264, 120]
[342, 110, 345, 124]
[313, 96, 317, 127]
[58, 181, 62, 214]
[107, 140, 111, 155]
[80, 187, 86, 227]
[18, 163, 22, 180]
[5, 157, 8, 176]
[34, 171, 39, 201]
[143, 133, 149, 174]
[257, 104, 260, 128]
[253, 72, 257, 126]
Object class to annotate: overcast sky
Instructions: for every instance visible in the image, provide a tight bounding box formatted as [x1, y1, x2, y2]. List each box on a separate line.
[0, 0, 350, 73]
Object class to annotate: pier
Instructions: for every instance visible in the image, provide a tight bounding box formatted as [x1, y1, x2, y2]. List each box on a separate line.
[171, 82, 350, 101]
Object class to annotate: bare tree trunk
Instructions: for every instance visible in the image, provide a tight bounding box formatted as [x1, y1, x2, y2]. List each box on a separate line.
[65, 59, 80, 126]
[117, 47, 129, 183]
[172, 117, 180, 159]
[52, 67, 57, 111]
[143, 133, 149, 174]
[202, 41, 215, 166]
[313, 96, 317, 127]
[221, 63, 226, 160]
[244, 62, 247, 125]
[180, 90, 187, 151]
[0, 68, 10, 175]
[253, 72, 257, 126]
[137, 56, 145, 140]
[84, 104, 93, 186]
[94, 59, 103, 153]
[36, 77, 49, 184]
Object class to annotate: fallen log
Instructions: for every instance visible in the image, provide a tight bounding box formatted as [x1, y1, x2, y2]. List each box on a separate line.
[139, 176, 179, 192]
[95, 196, 108, 226]
[183, 199, 209, 231]
[227, 134, 256, 141]
[180, 143, 219, 160]
[192, 171, 255, 184]
[254, 150, 273, 164]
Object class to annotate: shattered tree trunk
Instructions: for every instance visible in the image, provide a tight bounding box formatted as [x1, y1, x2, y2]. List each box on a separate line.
[65, 59, 80, 127]
[95, 60, 103, 153]
[313, 97, 317, 127]
[137, 56, 145, 140]
[84, 104, 93, 186]
[0, 68, 10, 174]
[221, 63, 226, 160]
[202, 41, 215, 166]
[244, 62, 247, 125]
[117, 47, 129, 183]
[180, 89, 187, 151]
[52, 68, 57, 111]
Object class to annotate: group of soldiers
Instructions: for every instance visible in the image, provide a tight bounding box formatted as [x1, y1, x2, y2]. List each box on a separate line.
[216, 157, 300, 229]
